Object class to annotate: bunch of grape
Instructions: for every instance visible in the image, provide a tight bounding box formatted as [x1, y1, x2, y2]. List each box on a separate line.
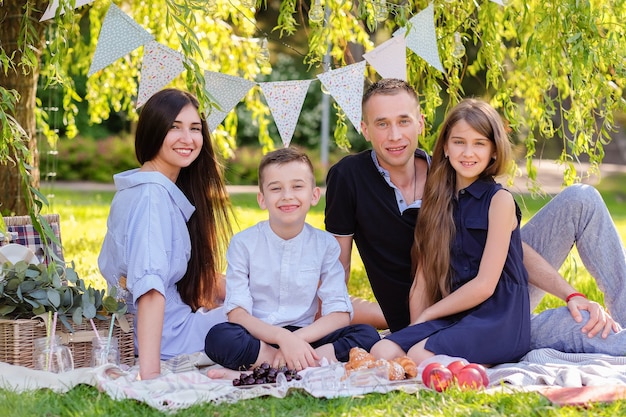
[232, 362, 302, 386]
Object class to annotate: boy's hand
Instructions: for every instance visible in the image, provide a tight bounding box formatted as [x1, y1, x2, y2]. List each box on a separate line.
[272, 332, 319, 371]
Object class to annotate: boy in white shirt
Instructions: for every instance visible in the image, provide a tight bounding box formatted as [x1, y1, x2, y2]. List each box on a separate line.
[205, 147, 380, 373]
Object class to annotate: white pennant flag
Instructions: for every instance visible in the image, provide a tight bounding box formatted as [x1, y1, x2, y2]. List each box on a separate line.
[88, 3, 154, 77]
[204, 71, 256, 132]
[363, 36, 407, 81]
[394, 2, 443, 73]
[40, 0, 95, 22]
[490, 0, 506, 5]
[137, 41, 185, 107]
[259, 80, 313, 147]
[316, 61, 367, 133]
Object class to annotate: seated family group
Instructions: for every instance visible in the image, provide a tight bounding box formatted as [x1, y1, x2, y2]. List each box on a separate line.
[97, 80, 626, 382]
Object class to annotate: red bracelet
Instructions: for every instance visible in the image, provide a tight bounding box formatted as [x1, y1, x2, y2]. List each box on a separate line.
[565, 292, 587, 303]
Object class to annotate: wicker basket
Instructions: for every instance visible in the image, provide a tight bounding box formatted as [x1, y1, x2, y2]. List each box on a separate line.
[0, 314, 135, 369]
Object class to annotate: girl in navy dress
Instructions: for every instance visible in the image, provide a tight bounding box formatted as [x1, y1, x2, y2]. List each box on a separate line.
[370, 98, 530, 366]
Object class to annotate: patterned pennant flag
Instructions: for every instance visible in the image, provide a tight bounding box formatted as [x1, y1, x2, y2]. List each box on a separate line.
[394, 2, 443, 73]
[363, 36, 407, 81]
[88, 3, 154, 77]
[316, 61, 367, 133]
[204, 70, 256, 132]
[258, 80, 313, 147]
[40, 0, 95, 22]
[136, 41, 185, 107]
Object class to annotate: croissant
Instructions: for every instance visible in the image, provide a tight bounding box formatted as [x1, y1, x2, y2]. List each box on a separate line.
[345, 357, 376, 372]
[393, 356, 418, 379]
[377, 359, 406, 381]
[348, 347, 375, 363]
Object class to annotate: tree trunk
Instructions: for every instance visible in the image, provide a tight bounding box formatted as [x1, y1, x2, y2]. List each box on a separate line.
[0, 1, 48, 215]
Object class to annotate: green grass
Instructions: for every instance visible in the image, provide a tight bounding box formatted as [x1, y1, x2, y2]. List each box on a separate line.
[8, 172, 625, 416]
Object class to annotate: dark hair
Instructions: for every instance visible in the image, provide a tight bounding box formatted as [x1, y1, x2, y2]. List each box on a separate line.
[258, 147, 315, 192]
[136, 88, 232, 310]
[362, 78, 420, 121]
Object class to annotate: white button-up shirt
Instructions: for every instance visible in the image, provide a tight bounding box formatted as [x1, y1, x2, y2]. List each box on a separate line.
[224, 221, 353, 327]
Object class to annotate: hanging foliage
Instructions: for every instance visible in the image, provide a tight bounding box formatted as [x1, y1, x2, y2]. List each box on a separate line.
[1, 0, 626, 211]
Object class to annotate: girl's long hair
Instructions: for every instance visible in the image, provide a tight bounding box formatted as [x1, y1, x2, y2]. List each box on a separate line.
[136, 88, 233, 310]
[411, 98, 511, 304]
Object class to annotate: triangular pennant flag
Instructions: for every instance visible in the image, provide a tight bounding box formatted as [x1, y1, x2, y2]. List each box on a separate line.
[204, 71, 256, 132]
[363, 36, 407, 81]
[316, 61, 367, 133]
[136, 41, 185, 107]
[259, 80, 313, 147]
[489, 0, 506, 5]
[40, 0, 95, 22]
[394, 3, 443, 73]
[88, 3, 154, 77]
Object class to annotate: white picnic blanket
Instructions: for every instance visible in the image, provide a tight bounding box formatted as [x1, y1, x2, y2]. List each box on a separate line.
[1, 348, 625, 412]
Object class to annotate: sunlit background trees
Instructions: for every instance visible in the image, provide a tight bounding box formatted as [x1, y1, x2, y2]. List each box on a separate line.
[2, 0, 625, 215]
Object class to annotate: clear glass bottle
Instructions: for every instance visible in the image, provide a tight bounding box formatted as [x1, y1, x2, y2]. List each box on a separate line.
[33, 335, 74, 373]
[90, 336, 120, 367]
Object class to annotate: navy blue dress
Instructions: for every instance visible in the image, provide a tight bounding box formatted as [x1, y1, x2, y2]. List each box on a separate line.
[384, 178, 530, 364]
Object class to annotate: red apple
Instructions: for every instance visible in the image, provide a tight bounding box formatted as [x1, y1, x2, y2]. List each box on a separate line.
[456, 367, 484, 390]
[427, 366, 454, 392]
[463, 363, 489, 387]
[421, 362, 443, 388]
[446, 360, 468, 378]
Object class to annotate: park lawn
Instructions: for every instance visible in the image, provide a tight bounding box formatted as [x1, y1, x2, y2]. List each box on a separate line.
[7, 172, 624, 416]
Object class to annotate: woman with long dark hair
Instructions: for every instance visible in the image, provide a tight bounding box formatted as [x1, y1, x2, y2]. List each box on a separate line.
[99, 88, 232, 379]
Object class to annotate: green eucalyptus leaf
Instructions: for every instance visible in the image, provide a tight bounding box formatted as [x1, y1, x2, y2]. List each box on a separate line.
[13, 261, 28, 274]
[47, 289, 61, 308]
[64, 267, 78, 284]
[24, 298, 39, 308]
[102, 296, 120, 313]
[82, 302, 97, 319]
[19, 280, 36, 293]
[61, 286, 72, 306]
[59, 314, 74, 333]
[29, 289, 47, 299]
[52, 273, 62, 288]
[0, 305, 16, 316]
[6, 277, 21, 291]
[72, 306, 83, 325]
[24, 267, 41, 279]
[32, 305, 45, 315]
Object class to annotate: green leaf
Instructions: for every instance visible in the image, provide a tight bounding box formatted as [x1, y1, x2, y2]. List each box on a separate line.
[102, 296, 119, 313]
[0, 305, 16, 316]
[72, 306, 83, 325]
[47, 289, 61, 308]
[18, 280, 36, 293]
[82, 303, 97, 319]
[64, 267, 78, 284]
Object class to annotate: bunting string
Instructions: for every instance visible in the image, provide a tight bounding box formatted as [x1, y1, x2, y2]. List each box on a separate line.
[42, 0, 505, 147]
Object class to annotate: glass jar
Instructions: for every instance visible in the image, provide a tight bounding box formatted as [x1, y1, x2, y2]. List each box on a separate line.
[90, 336, 120, 367]
[33, 335, 74, 373]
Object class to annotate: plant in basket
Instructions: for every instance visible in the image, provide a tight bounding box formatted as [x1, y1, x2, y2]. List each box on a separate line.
[0, 260, 127, 331]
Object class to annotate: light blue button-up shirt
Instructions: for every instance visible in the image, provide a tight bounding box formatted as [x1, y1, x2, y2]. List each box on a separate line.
[371, 150, 429, 213]
[224, 221, 353, 327]
[98, 169, 226, 359]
